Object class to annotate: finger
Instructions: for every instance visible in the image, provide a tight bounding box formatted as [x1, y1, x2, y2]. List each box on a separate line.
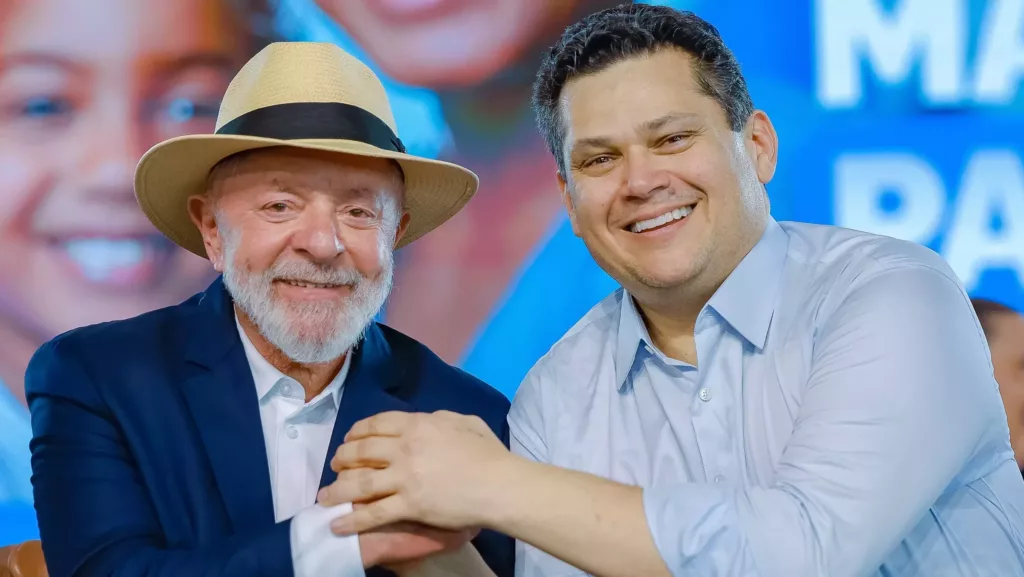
[318, 467, 400, 506]
[434, 410, 489, 434]
[345, 411, 417, 442]
[331, 437, 401, 472]
[330, 494, 408, 535]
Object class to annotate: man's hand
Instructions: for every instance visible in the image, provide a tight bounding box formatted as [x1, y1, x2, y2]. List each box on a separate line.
[357, 519, 478, 569]
[318, 411, 516, 534]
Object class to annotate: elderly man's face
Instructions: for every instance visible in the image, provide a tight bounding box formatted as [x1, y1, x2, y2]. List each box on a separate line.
[189, 147, 407, 363]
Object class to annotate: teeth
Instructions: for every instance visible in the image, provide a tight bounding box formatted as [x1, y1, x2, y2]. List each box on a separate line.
[283, 280, 340, 289]
[630, 205, 694, 233]
[63, 238, 148, 281]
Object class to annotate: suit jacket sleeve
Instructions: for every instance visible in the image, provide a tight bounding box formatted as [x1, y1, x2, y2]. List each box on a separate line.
[25, 338, 295, 577]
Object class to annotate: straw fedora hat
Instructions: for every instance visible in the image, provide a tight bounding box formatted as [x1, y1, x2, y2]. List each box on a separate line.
[134, 42, 479, 258]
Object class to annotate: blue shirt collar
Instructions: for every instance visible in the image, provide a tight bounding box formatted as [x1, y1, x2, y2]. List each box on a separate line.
[614, 217, 790, 389]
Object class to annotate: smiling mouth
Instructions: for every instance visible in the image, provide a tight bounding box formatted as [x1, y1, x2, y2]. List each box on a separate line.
[57, 235, 176, 289]
[275, 279, 353, 291]
[629, 204, 695, 233]
[279, 279, 344, 289]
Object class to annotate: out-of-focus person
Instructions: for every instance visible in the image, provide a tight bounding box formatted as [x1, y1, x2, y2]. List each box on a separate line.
[0, 0, 273, 536]
[974, 298, 1024, 474]
[312, 0, 626, 390]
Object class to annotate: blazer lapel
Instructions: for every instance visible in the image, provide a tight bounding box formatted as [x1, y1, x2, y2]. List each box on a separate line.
[178, 278, 276, 531]
[320, 324, 413, 489]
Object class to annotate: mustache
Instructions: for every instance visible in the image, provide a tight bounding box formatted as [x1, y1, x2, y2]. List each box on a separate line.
[266, 259, 366, 286]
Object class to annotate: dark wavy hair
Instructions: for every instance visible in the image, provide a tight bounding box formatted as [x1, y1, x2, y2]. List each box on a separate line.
[532, 3, 753, 175]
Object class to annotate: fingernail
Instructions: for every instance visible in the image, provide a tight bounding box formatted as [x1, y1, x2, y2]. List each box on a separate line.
[330, 518, 350, 534]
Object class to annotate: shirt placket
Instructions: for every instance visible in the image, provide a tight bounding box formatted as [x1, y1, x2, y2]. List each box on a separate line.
[691, 315, 737, 485]
[275, 378, 309, 521]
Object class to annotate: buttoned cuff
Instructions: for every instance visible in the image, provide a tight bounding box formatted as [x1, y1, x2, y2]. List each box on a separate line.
[291, 502, 366, 577]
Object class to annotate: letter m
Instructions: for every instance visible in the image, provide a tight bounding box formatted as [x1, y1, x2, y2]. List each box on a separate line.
[815, 0, 963, 108]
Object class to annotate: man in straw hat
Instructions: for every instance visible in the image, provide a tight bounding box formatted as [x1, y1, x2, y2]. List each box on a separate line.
[24, 42, 513, 577]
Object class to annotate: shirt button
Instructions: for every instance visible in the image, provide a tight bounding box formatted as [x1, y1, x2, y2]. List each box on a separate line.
[698, 387, 712, 402]
[281, 383, 293, 396]
[714, 474, 726, 483]
[286, 425, 299, 439]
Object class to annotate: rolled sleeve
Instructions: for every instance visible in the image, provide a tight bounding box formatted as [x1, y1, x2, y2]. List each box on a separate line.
[291, 502, 366, 577]
[640, 263, 998, 576]
[643, 484, 759, 575]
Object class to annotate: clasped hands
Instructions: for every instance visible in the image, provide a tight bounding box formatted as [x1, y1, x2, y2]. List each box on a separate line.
[317, 410, 514, 569]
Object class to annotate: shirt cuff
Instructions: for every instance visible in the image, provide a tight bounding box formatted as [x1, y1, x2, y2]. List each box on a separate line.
[290, 502, 366, 577]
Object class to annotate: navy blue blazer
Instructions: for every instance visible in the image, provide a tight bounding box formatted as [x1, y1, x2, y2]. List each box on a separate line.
[25, 278, 513, 577]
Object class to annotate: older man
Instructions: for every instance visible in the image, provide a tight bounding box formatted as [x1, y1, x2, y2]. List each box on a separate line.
[318, 5, 1024, 577]
[25, 42, 512, 577]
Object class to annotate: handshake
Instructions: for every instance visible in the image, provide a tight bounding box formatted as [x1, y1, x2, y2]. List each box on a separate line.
[318, 410, 515, 574]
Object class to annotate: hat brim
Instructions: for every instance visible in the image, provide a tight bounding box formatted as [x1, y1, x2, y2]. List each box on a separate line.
[134, 134, 479, 258]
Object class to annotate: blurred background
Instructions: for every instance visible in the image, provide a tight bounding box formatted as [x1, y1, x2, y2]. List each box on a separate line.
[2, 0, 1022, 545]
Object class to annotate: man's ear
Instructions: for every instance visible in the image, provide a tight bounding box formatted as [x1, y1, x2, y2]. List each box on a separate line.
[557, 171, 581, 237]
[392, 212, 412, 248]
[746, 110, 778, 185]
[187, 194, 225, 271]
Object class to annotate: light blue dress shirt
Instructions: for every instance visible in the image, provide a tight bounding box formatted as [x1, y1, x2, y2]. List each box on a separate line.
[509, 218, 1024, 576]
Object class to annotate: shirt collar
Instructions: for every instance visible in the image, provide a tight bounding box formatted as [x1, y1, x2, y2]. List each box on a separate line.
[614, 290, 654, 388]
[706, 217, 790, 350]
[234, 314, 350, 409]
[613, 217, 790, 390]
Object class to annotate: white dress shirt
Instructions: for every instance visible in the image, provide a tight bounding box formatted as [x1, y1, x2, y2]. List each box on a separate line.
[236, 316, 367, 577]
[510, 219, 1024, 576]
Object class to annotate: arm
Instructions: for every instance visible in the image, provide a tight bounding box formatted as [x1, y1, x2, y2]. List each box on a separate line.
[494, 264, 996, 576]
[323, 264, 997, 577]
[505, 372, 671, 577]
[466, 412, 515, 577]
[25, 338, 364, 577]
[390, 545, 497, 577]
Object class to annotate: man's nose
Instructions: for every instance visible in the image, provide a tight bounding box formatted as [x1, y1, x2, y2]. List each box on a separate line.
[624, 149, 672, 199]
[293, 206, 345, 262]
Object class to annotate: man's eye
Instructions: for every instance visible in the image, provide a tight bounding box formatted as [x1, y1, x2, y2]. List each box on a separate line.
[661, 133, 692, 146]
[267, 203, 289, 212]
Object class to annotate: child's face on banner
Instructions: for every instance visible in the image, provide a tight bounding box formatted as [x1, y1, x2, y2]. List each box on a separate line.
[314, 0, 597, 88]
[0, 0, 250, 342]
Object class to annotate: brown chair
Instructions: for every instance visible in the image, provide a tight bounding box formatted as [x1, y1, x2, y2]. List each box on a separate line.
[0, 540, 47, 577]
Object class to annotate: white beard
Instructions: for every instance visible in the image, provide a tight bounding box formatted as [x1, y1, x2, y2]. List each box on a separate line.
[219, 225, 394, 364]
